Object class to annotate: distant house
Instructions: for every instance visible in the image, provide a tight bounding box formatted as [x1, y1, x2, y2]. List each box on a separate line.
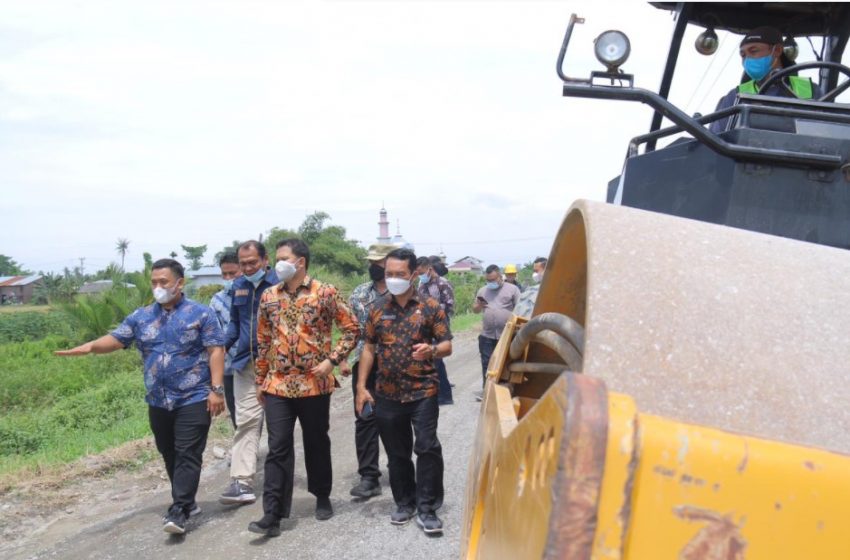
[0, 275, 44, 304]
[185, 266, 224, 292]
[78, 279, 136, 295]
[447, 256, 484, 275]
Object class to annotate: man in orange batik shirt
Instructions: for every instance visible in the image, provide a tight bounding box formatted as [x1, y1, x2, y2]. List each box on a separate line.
[247, 238, 359, 537]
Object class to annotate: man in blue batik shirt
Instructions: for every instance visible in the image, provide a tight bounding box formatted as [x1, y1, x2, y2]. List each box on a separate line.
[56, 258, 225, 536]
[209, 251, 241, 428]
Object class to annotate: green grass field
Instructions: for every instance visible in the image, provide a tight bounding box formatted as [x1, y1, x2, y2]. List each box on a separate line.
[451, 312, 482, 333]
[0, 304, 53, 314]
[0, 336, 148, 477]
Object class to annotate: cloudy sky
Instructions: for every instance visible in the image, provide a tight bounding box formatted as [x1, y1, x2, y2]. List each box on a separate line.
[1, 1, 844, 274]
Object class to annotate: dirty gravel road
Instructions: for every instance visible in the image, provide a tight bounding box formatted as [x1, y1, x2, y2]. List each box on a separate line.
[5, 329, 485, 560]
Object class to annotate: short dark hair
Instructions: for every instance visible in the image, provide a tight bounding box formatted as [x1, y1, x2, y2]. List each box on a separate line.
[219, 251, 238, 266]
[429, 256, 449, 277]
[533, 257, 548, 266]
[387, 248, 417, 274]
[152, 258, 184, 279]
[276, 238, 310, 269]
[415, 256, 431, 269]
[238, 240, 266, 260]
[485, 264, 500, 275]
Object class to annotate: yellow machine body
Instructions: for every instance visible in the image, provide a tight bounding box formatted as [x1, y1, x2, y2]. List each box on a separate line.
[461, 201, 850, 559]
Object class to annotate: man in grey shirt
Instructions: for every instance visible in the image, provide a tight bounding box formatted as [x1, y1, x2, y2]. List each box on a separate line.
[472, 264, 520, 400]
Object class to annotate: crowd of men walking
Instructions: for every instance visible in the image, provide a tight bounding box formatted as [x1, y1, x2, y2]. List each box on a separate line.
[54, 240, 548, 539]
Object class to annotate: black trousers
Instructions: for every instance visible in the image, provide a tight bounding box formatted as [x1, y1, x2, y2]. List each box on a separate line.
[263, 393, 332, 519]
[148, 401, 211, 515]
[351, 361, 381, 482]
[436, 358, 453, 404]
[376, 395, 444, 514]
[478, 335, 498, 387]
[223, 374, 236, 429]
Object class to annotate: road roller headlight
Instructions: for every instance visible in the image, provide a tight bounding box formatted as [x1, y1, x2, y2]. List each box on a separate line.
[594, 30, 631, 72]
[784, 36, 799, 62]
[695, 28, 719, 55]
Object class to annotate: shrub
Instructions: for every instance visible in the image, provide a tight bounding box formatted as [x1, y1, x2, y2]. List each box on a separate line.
[0, 336, 141, 412]
[446, 272, 482, 315]
[0, 311, 72, 343]
[0, 418, 46, 455]
[195, 284, 223, 304]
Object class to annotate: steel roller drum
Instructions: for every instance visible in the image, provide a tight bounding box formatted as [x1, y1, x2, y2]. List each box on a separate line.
[532, 200, 850, 454]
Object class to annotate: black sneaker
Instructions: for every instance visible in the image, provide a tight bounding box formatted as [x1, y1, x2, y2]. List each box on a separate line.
[162, 503, 201, 524]
[349, 479, 382, 499]
[219, 480, 256, 505]
[416, 511, 443, 535]
[248, 514, 281, 537]
[315, 496, 334, 521]
[163, 508, 187, 535]
[390, 505, 416, 525]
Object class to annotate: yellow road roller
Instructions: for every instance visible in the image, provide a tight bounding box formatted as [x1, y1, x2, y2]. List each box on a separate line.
[462, 4, 850, 558]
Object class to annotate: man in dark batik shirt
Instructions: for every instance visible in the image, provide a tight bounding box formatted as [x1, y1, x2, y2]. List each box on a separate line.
[356, 248, 452, 535]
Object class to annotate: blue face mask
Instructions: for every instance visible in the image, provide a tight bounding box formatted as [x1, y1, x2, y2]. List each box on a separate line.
[222, 279, 233, 291]
[418, 273, 430, 284]
[245, 268, 265, 284]
[486, 281, 501, 291]
[743, 54, 773, 81]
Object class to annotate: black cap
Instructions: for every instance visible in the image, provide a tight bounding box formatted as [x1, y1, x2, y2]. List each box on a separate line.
[740, 26, 783, 47]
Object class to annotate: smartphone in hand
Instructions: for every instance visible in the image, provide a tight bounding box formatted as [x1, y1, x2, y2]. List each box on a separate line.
[361, 401, 374, 418]
[477, 296, 488, 307]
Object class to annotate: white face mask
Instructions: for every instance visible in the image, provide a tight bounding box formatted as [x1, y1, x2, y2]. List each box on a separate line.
[532, 272, 542, 284]
[153, 284, 178, 304]
[386, 277, 411, 295]
[275, 259, 297, 281]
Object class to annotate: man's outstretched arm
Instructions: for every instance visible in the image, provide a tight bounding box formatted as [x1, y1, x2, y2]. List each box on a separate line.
[54, 334, 125, 356]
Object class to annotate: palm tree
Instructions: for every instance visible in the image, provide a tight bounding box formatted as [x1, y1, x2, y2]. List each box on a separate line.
[115, 238, 130, 270]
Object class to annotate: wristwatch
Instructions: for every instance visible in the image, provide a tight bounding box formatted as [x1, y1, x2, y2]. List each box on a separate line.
[431, 344, 438, 358]
[210, 384, 225, 396]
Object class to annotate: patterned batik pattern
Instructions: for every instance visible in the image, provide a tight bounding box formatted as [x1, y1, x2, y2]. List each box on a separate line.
[348, 281, 390, 365]
[255, 276, 359, 398]
[417, 275, 455, 316]
[111, 297, 225, 410]
[365, 295, 453, 403]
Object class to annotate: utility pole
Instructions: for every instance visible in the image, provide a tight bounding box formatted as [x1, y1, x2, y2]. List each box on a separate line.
[78, 257, 86, 276]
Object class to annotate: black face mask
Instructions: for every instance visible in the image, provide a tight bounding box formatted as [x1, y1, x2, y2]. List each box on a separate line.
[368, 263, 385, 282]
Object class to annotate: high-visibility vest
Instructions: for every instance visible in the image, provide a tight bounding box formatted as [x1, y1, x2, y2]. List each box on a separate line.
[738, 76, 814, 99]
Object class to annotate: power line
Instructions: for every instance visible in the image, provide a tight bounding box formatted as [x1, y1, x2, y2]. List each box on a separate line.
[696, 42, 737, 111]
[684, 31, 729, 114]
[412, 236, 552, 246]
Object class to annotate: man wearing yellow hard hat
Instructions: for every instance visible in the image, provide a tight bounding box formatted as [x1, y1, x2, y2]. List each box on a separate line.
[503, 264, 523, 292]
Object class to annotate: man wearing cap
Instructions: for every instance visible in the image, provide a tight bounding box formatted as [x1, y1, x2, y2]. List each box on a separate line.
[503, 264, 523, 291]
[339, 243, 395, 499]
[710, 26, 818, 133]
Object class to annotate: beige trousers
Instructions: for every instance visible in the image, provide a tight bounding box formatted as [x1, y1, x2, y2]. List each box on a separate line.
[229, 362, 265, 483]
